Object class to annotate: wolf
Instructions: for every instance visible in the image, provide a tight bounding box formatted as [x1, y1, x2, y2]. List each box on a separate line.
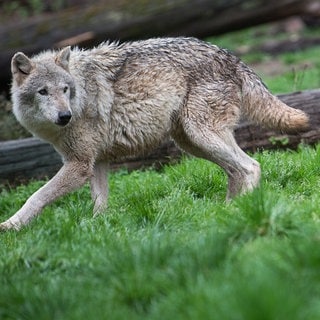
[0, 37, 308, 231]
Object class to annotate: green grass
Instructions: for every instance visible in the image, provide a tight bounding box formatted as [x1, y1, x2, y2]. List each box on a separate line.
[1, 145, 320, 319]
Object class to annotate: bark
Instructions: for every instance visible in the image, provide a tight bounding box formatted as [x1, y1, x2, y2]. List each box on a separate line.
[0, 89, 319, 186]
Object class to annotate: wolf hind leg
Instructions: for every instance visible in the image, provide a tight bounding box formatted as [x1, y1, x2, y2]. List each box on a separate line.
[172, 125, 261, 200]
[90, 162, 109, 216]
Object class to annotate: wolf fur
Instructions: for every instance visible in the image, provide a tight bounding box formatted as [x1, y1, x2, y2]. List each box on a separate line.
[0, 37, 309, 230]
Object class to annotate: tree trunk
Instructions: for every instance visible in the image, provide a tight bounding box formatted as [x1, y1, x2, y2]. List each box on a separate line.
[0, 89, 319, 186]
[0, 0, 316, 92]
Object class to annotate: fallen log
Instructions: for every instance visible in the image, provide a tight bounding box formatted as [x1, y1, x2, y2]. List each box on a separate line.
[0, 89, 319, 186]
[0, 0, 317, 92]
[0, 138, 61, 185]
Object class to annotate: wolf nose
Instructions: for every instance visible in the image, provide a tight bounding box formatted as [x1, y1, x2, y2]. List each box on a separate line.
[57, 111, 72, 126]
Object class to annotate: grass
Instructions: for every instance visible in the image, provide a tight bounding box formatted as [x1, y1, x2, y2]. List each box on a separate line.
[1, 145, 320, 319]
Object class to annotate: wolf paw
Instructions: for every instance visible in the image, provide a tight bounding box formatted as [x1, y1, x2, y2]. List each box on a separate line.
[0, 220, 20, 232]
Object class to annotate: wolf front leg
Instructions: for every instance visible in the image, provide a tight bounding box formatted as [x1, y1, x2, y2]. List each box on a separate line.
[0, 161, 93, 231]
[90, 162, 109, 216]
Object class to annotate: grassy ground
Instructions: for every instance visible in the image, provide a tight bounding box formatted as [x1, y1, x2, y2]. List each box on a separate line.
[1, 146, 320, 319]
[1, 22, 320, 319]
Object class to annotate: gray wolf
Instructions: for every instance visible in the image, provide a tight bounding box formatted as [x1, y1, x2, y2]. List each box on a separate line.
[0, 37, 309, 231]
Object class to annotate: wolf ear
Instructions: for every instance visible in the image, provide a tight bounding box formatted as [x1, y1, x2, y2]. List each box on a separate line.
[11, 52, 34, 85]
[55, 46, 71, 71]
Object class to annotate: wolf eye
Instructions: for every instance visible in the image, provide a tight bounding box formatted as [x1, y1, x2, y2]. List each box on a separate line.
[38, 88, 48, 95]
[63, 86, 68, 93]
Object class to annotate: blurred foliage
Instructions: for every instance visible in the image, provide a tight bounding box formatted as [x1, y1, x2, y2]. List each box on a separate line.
[0, 0, 90, 17]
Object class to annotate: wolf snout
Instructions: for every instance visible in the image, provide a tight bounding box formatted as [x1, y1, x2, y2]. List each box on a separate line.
[56, 111, 72, 126]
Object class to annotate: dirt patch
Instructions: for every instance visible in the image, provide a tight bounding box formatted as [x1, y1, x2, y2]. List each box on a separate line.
[250, 59, 288, 77]
[250, 59, 316, 78]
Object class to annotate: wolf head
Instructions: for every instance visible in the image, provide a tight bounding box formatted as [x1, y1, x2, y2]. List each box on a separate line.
[11, 47, 76, 137]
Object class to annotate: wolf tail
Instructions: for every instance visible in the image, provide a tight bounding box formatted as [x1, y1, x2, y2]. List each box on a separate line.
[240, 64, 309, 133]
